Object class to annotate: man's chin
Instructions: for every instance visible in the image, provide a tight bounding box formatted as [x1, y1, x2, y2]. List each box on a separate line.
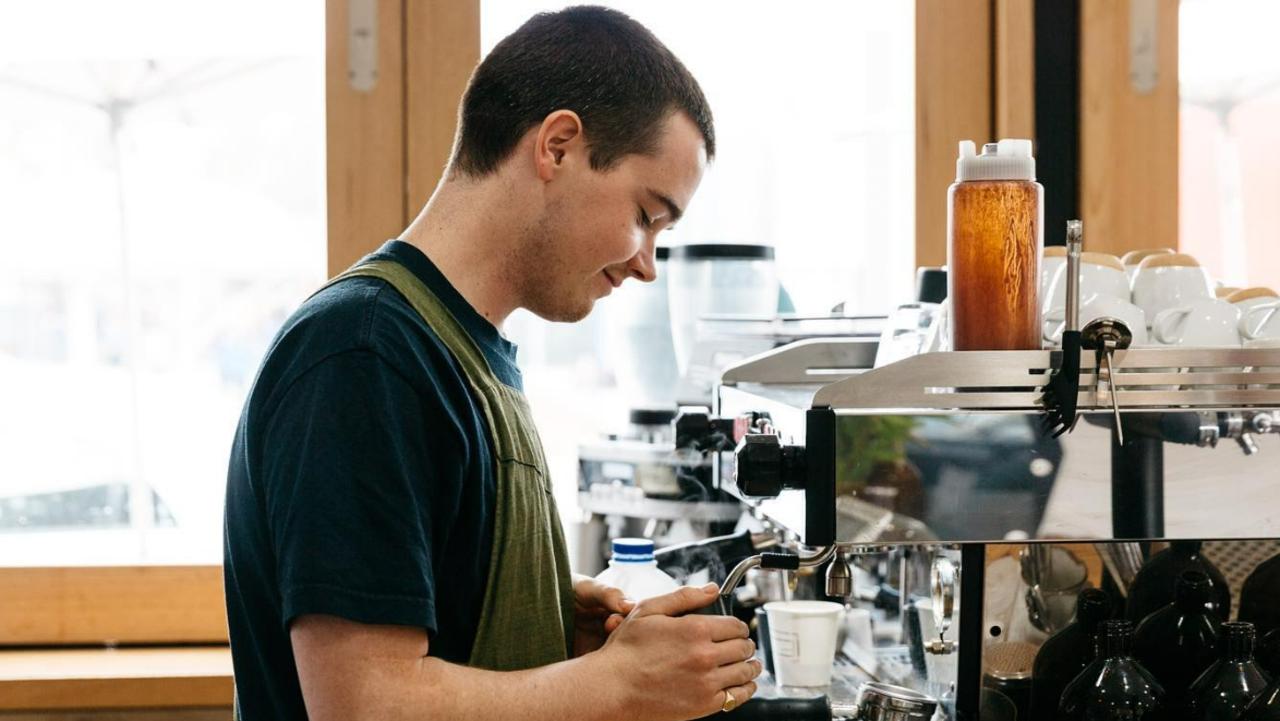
[527, 297, 595, 323]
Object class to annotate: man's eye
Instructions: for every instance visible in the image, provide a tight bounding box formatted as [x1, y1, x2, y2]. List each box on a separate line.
[637, 208, 652, 228]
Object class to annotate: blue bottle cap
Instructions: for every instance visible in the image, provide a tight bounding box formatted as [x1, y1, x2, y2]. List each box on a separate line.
[611, 537, 655, 563]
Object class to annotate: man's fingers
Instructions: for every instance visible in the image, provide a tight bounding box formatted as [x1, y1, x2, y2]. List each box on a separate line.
[705, 614, 751, 642]
[631, 584, 719, 618]
[577, 578, 636, 615]
[712, 680, 758, 715]
[602, 586, 636, 615]
[713, 659, 763, 692]
[603, 613, 625, 634]
[711, 638, 756, 667]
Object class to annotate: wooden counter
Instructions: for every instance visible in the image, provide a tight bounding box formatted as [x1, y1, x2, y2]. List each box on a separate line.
[0, 645, 232, 715]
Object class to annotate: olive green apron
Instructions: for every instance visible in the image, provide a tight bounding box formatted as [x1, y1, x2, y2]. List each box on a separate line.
[326, 258, 576, 669]
[235, 258, 574, 718]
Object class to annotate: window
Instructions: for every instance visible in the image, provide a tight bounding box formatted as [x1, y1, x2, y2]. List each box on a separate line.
[0, 0, 326, 565]
[480, 1, 916, 515]
[1179, 0, 1280, 285]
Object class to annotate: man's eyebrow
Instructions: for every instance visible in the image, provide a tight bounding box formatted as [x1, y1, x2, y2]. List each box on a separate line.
[646, 187, 683, 223]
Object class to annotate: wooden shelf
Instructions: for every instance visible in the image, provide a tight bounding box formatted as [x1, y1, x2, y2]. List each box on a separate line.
[0, 646, 232, 711]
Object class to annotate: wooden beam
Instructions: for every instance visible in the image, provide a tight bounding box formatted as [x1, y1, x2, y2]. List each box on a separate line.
[326, 0, 407, 277]
[1080, 0, 1179, 256]
[995, 0, 1036, 141]
[0, 566, 226, 646]
[404, 0, 480, 220]
[916, 0, 994, 268]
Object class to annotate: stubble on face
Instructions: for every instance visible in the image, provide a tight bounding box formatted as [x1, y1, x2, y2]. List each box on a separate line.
[510, 198, 595, 323]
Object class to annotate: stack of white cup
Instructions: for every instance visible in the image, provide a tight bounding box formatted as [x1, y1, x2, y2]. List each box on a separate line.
[1042, 246, 1280, 350]
[1042, 248, 1148, 346]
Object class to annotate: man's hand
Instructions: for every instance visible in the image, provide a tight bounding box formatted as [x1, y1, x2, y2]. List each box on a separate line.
[597, 583, 761, 720]
[571, 574, 635, 656]
[289, 584, 758, 721]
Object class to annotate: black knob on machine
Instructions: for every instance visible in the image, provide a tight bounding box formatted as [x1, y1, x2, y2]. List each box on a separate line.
[695, 696, 833, 721]
[734, 434, 806, 498]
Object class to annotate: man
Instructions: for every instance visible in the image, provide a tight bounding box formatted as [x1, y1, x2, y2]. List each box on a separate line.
[223, 6, 760, 720]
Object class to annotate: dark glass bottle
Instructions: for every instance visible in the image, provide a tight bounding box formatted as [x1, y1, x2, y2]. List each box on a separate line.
[1241, 553, 1280, 639]
[1059, 619, 1165, 721]
[1126, 541, 1231, 624]
[1133, 570, 1223, 708]
[1259, 630, 1280, 679]
[1188, 622, 1272, 721]
[1242, 678, 1280, 720]
[1032, 588, 1112, 718]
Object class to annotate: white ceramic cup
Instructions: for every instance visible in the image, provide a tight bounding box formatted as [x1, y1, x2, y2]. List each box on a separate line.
[1044, 252, 1130, 313]
[1152, 297, 1242, 347]
[1227, 287, 1278, 314]
[1043, 294, 1150, 347]
[1239, 300, 1280, 341]
[1131, 254, 1213, 326]
[1121, 248, 1176, 284]
[764, 601, 843, 687]
[920, 299, 951, 353]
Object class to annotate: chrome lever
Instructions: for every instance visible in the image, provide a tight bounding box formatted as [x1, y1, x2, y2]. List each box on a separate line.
[1082, 317, 1134, 445]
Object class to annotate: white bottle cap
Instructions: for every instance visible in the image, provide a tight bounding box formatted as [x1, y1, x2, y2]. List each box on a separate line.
[955, 138, 1036, 182]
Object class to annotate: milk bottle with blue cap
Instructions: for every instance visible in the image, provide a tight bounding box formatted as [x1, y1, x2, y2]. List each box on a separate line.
[594, 538, 680, 601]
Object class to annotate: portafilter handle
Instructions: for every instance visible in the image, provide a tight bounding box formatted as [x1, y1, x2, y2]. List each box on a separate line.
[695, 696, 861, 720]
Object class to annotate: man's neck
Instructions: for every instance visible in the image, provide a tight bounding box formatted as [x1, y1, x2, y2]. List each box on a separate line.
[398, 174, 525, 330]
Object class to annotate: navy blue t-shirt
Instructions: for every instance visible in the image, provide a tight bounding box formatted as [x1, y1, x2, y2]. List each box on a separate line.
[223, 240, 521, 721]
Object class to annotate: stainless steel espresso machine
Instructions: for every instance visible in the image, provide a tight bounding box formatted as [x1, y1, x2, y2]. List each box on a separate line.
[575, 238, 884, 574]
[682, 342, 1280, 719]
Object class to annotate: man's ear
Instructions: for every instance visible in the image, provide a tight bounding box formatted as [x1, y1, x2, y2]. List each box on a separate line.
[533, 109, 585, 182]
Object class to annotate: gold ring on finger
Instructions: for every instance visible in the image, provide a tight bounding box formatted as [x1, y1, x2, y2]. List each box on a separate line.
[721, 689, 736, 713]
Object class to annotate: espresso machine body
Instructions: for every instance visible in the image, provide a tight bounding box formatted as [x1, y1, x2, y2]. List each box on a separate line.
[704, 342, 1280, 720]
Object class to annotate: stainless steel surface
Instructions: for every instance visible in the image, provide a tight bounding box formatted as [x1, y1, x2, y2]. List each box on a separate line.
[1022, 544, 1051, 589]
[681, 314, 883, 403]
[1093, 541, 1145, 596]
[811, 347, 1280, 411]
[830, 701, 861, 719]
[1065, 222, 1082, 334]
[720, 554, 763, 599]
[575, 492, 742, 522]
[826, 549, 854, 598]
[738, 543, 954, 716]
[716, 339, 1280, 544]
[719, 544, 838, 599]
[722, 541, 899, 601]
[721, 337, 880, 386]
[855, 682, 938, 721]
[1019, 545, 1088, 633]
[1082, 317, 1135, 444]
[928, 556, 958, 652]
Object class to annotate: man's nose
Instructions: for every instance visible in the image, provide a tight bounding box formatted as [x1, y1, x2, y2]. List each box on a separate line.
[625, 243, 657, 283]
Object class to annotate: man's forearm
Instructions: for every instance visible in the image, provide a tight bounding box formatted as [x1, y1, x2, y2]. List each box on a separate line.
[333, 652, 632, 721]
[292, 587, 754, 721]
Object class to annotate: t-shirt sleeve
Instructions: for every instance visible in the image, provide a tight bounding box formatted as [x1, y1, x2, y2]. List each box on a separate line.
[259, 348, 448, 634]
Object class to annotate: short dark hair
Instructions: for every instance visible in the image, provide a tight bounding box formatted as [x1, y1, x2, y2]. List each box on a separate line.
[449, 5, 715, 177]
